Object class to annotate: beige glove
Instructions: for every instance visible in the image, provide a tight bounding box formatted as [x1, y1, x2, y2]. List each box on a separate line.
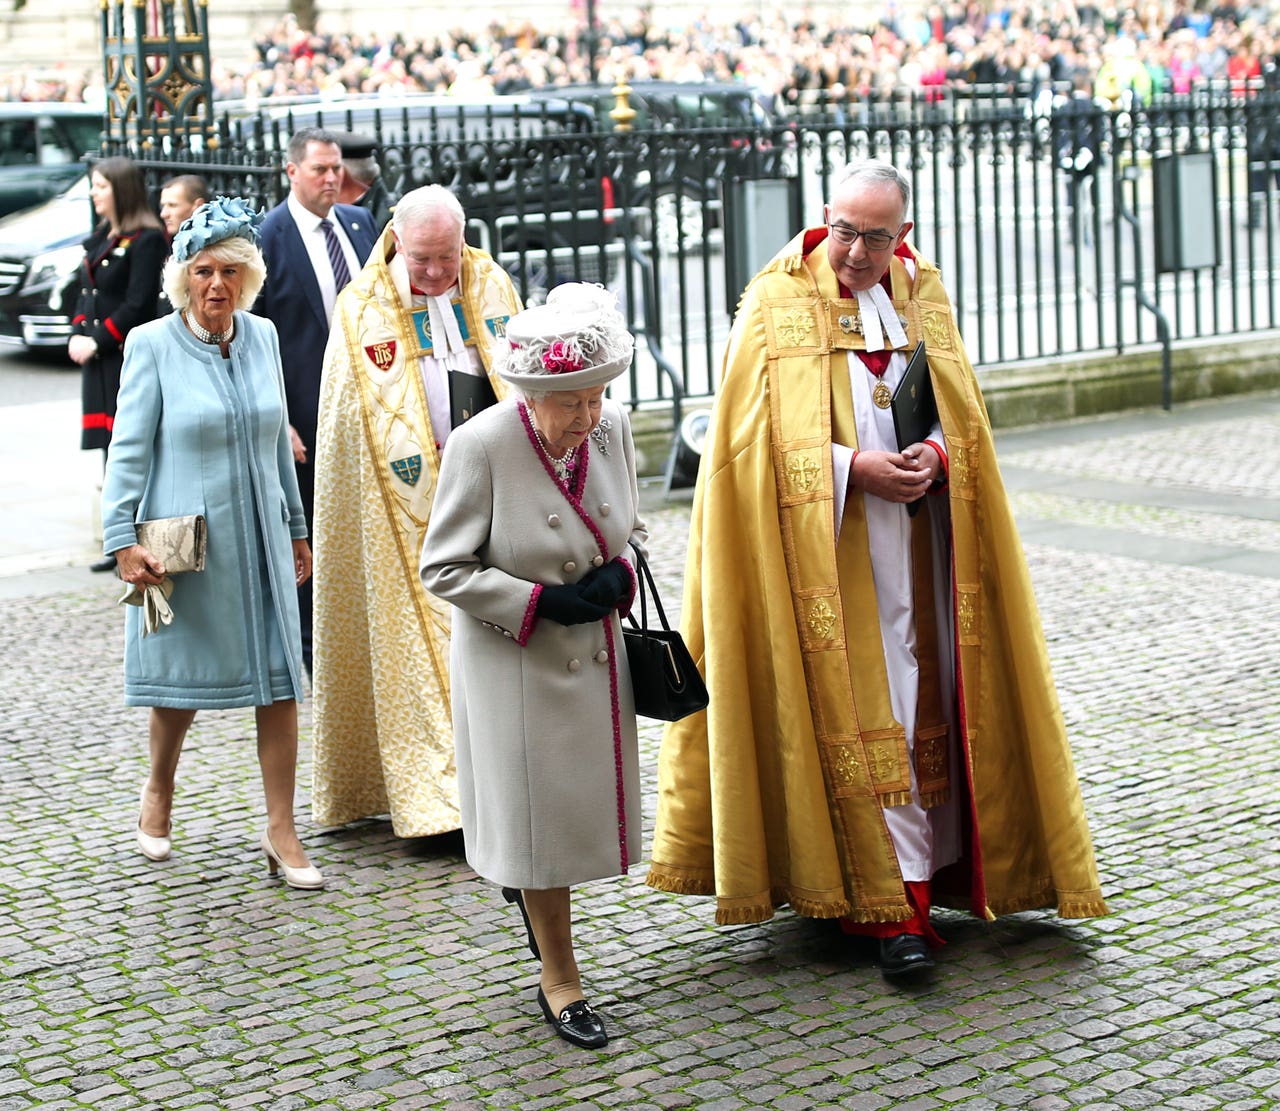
[118, 577, 175, 637]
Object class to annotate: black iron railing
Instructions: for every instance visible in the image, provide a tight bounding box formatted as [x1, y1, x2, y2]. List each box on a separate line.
[104, 86, 1280, 408]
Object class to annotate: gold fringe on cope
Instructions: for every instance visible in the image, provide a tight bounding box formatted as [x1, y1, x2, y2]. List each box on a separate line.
[982, 883, 1110, 919]
[838, 901, 915, 924]
[647, 866, 923, 927]
[645, 867, 715, 898]
[788, 895, 852, 919]
[918, 787, 951, 810]
[715, 903, 778, 926]
[1056, 893, 1111, 919]
[879, 788, 914, 810]
[711, 893, 915, 926]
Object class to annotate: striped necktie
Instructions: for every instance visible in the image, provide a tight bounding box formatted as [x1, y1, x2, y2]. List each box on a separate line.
[319, 218, 352, 290]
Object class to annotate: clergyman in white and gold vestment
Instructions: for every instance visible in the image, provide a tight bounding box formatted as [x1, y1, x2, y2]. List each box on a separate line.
[310, 185, 521, 837]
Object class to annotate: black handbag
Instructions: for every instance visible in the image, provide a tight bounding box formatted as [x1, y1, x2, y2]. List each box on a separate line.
[622, 543, 709, 722]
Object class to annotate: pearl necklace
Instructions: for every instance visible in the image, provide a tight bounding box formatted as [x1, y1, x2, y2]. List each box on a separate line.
[532, 423, 578, 484]
[184, 311, 233, 345]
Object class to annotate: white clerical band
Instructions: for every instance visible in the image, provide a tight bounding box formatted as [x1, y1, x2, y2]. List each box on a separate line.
[427, 293, 470, 373]
[855, 285, 908, 352]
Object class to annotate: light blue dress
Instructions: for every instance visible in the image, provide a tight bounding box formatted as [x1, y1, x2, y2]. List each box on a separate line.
[102, 311, 307, 709]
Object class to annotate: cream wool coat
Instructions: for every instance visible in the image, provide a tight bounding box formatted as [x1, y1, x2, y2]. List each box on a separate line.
[420, 397, 647, 890]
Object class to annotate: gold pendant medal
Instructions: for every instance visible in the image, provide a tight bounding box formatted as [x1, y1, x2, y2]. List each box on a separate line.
[872, 380, 893, 409]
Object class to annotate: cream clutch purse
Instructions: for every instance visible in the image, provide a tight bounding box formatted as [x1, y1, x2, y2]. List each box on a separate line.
[135, 514, 207, 573]
[117, 515, 207, 636]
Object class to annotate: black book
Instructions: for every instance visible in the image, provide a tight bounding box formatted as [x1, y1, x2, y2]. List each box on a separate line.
[890, 342, 935, 451]
[890, 342, 936, 516]
[448, 370, 498, 427]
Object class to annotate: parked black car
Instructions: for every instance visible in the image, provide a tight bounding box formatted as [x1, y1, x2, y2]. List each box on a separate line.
[527, 80, 771, 129]
[0, 102, 101, 218]
[526, 81, 779, 251]
[219, 93, 619, 302]
[0, 173, 92, 350]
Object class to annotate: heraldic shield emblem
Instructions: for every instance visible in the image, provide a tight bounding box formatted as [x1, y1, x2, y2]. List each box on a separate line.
[365, 340, 397, 371]
[390, 454, 422, 486]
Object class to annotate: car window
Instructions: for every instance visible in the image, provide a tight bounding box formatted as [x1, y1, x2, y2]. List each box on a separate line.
[616, 95, 653, 130]
[0, 120, 36, 166]
[54, 118, 102, 163]
[672, 92, 757, 126]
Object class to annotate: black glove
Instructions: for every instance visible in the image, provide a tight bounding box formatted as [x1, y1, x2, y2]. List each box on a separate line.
[577, 559, 632, 608]
[536, 583, 611, 626]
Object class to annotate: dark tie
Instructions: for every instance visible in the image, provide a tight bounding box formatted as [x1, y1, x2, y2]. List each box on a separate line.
[319, 218, 352, 290]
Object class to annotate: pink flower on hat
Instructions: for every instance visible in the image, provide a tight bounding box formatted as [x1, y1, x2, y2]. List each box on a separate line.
[542, 340, 584, 374]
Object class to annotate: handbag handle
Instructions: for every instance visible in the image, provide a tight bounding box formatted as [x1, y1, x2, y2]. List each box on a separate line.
[627, 541, 671, 632]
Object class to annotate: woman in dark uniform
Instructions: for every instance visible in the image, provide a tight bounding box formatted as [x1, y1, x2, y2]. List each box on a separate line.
[67, 156, 167, 571]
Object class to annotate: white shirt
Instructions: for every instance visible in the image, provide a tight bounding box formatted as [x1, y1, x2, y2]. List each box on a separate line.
[286, 193, 361, 324]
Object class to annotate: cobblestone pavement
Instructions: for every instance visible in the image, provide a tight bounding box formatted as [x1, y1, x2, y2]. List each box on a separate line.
[2, 393, 1279, 1110]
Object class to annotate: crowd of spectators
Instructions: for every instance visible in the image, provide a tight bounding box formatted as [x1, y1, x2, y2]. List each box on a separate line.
[4, 0, 1278, 112]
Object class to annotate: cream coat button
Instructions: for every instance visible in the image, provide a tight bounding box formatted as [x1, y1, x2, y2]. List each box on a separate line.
[591, 555, 604, 567]
[548, 514, 561, 528]
[504, 630, 514, 638]
[563, 560, 577, 573]
[567, 658, 582, 672]
[594, 650, 609, 663]
[599, 503, 611, 516]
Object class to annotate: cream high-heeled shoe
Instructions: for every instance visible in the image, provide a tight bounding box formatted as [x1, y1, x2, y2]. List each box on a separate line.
[260, 829, 324, 890]
[136, 785, 171, 862]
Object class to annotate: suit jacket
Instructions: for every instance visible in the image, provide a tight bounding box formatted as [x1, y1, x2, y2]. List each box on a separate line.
[255, 200, 376, 452]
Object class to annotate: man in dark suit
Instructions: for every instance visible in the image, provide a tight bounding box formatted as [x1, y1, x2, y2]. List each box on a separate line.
[257, 127, 377, 674]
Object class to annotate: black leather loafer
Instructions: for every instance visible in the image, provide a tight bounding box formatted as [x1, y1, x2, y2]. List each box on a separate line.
[879, 933, 935, 978]
[537, 987, 608, 1049]
[502, 887, 540, 960]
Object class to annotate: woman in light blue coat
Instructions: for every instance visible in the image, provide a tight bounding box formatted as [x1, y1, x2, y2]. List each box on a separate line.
[102, 198, 323, 890]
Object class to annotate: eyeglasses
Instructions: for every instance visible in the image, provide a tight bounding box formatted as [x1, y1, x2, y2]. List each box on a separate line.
[827, 222, 901, 250]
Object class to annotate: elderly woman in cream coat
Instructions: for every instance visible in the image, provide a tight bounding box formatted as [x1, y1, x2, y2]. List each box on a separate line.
[420, 284, 646, 1050]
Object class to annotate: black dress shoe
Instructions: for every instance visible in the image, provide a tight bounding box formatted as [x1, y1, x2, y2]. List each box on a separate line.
[90, 554, 117, 573]
[537, 987, 608, 1049]
[502, 886, 540, 960]
[879, 933, 935, 978]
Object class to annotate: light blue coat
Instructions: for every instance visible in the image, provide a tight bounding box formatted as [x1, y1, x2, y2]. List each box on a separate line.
[102, 311, 307, 709]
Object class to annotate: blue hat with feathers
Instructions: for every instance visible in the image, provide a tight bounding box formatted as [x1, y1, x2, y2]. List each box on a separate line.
[172, 196, 265, 262]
